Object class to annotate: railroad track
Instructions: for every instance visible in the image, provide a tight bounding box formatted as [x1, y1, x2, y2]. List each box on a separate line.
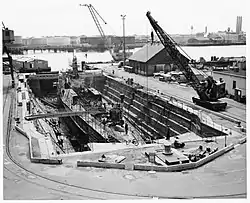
[4, 80, 246, 199]
[156, 90, 246, 124]
[3, 84, 126, 199]
[3, 79, 11, 112]
[224, 101, 246, 111]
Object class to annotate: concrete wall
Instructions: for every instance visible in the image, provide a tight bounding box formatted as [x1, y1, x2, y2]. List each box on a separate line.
[103, 77, 189, 139]
[77, 161, 125, 169]
[76, 143, 237, 172]
[213, 71, 246, 96]
[102, 76, 225, 140]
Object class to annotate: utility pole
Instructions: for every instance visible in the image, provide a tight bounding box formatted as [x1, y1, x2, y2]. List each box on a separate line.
[121, 15, 126, 67]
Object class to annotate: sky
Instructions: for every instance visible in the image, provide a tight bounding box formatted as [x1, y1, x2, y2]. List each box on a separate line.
[0, 0, 247, 38]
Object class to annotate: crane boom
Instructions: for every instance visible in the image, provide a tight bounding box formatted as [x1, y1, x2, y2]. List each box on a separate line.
[80, 4, 129, 62]
[80, 4, 108, 48]
[146, 11, 227, 111]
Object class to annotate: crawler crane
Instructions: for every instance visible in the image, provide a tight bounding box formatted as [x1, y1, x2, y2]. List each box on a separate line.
[146, 12, 227, 111]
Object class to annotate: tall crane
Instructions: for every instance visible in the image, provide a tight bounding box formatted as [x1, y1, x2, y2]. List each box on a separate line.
[79, 4, 130, 62]
[2, 22, 15, 88]
[146, 12, 227, 111]
[79, 4, 109, 50]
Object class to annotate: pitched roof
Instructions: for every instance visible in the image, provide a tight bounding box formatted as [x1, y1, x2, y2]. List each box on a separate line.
[128, 43, 164, 63]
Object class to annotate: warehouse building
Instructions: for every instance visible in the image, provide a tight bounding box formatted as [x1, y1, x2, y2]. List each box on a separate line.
[212, 68, 246, 103]
[211, 57, 246, 103]
[13, 57, 51, 73]
[128, 43, 178, 76]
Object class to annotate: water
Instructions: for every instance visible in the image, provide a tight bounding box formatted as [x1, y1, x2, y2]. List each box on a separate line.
[14, 45, 246, 72]
[180, 45, 246, 61]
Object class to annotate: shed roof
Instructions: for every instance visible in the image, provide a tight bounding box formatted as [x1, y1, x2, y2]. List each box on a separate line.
[129, 43, 164, 63]
[15, 56, 34, 63]
[14, 56, 47, 63]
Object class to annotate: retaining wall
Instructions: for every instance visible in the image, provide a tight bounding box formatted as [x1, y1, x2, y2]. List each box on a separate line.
[15, 125, 62, 165]
[76, 143, 239, 172]
[77, 161, 125, 169]
[103, 76, 225, 141]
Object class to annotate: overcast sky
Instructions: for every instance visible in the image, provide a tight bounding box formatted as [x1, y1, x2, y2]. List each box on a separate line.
[1, 0, 247, 38]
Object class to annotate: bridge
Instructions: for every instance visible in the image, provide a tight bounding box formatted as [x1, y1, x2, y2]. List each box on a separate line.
[7, 42, 146, 53]
[25, 109, 107, 121]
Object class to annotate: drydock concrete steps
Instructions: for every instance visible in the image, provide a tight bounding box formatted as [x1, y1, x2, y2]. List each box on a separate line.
[104, 76, 226, 140]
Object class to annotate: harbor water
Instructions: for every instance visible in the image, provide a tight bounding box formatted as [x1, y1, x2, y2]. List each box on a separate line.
[14, 45, 246, 72]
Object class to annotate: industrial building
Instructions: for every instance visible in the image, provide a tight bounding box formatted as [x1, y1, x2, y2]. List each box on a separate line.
[128, 43, 175, 76]
[47, 36, 71, 46]
[212, 58, 246, 102]
[13, 36, 23, 45]
[110, 36, 135, 47]
[13, 57, 51, 73]
[79, 35, 135, 48]
[236, 16, 242, 34]
[30, 37, 48, 46]
[70, 36, 80, 45]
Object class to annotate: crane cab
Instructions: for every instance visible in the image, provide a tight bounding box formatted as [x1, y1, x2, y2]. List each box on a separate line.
[2, 29, 14, 44]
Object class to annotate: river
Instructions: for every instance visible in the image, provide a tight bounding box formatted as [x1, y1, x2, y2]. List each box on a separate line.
[14, 45, 246, 72]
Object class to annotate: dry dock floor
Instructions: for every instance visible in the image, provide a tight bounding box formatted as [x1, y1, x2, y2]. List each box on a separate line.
[3, 73, 246, 199]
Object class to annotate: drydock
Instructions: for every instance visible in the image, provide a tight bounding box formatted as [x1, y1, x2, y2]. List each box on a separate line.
[3, 59, 247, 199]
[3, 7, 246, 199]
[13, 67, 245, 166]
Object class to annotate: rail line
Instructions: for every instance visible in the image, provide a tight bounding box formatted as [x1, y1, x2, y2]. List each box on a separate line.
[158, 90, 246, 124]
[3, 79, 11, 111]
[4, 77, 246, 199]
[225, 101, 246, 111]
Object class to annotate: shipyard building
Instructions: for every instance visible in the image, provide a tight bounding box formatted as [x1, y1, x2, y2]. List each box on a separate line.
[128, 43, 176, 76]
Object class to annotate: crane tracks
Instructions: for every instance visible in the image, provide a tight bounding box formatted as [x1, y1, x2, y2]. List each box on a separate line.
[3, 79, 11, 111]
[4, 77, 246, 199]
[4, 90, 143, 199]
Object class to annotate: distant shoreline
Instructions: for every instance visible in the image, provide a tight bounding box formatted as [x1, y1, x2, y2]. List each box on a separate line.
[181, 42, 246, 47]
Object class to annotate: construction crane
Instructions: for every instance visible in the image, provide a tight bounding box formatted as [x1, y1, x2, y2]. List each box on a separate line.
[79, 4, 130, 62]
[146, 12, 227, 111]
[79, 4, 109, 51]
[2, 22, 15, 88]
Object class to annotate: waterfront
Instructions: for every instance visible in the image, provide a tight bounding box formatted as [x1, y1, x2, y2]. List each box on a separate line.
[13, 45, 246, 72]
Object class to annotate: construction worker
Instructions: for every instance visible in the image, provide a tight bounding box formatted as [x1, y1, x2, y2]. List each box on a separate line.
[125, 123, 128, 134]
[166, 125, 170, 140]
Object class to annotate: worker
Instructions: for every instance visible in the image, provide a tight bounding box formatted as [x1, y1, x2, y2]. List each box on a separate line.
[166, 125, 170, 140]
[151, 31, 154, 44]
[112, 70, 115, 75]
[124, 123, 128, 134]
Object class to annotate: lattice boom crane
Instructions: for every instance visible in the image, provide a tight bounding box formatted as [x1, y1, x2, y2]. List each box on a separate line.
[146, 11, 227, 111]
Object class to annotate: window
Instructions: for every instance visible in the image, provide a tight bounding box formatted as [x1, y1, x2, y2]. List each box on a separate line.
[233, 80, 236, 89]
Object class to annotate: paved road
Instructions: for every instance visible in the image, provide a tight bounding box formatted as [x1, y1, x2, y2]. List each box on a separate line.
[3, 75, 86, 200]
[98, 64, 246, 127]
[3, 74, 246, 199]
